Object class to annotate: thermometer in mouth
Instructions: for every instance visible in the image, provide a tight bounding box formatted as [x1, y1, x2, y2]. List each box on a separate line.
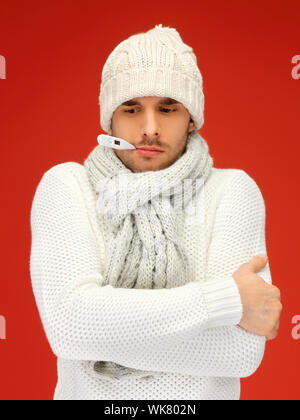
[97, 134, 136, 150]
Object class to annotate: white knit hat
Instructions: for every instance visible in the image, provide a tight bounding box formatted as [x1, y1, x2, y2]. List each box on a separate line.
[99, 24, 204, 135]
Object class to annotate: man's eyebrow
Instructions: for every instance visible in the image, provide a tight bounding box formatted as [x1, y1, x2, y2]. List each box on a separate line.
[121, 98, 179, 106]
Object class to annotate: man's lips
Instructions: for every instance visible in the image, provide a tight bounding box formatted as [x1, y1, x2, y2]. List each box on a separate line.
[136, 148, 164, 157]
[137, 147, 164, 152]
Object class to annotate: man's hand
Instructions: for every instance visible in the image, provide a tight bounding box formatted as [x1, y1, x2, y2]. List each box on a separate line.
[232, 254, 282, 341]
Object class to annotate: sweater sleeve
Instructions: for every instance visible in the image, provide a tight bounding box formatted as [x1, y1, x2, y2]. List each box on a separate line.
[112, 170, 270, 378]
[29, 165, 243, 361]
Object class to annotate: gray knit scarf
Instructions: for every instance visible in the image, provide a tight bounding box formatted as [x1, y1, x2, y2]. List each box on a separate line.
[83, 129, 213, 381]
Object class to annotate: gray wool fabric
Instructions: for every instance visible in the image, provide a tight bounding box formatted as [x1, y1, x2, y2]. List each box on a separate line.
[83, 129, 213, 380]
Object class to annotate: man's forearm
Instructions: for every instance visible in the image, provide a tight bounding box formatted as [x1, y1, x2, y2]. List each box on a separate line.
[106, 323, 266, 378]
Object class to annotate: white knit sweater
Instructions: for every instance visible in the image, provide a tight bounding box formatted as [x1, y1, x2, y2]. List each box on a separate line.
[29, 161, 271, 400]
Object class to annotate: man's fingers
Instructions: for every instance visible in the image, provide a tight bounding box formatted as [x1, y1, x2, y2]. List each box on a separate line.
[266, 328, 278, 341]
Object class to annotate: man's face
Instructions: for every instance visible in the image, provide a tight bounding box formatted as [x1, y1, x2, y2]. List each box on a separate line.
[110, 96, 196, 173]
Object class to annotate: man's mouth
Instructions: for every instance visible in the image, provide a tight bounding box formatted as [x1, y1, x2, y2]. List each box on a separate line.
[137, 147, 164, 152]
[136, 147, 164, 157]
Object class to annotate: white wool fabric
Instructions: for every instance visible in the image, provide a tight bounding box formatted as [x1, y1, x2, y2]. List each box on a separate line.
[99, 23, 205, 134]
[83, 129, 213, 380]
[29, 162, 271, 400]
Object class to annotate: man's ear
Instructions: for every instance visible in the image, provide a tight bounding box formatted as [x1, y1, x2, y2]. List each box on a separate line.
[188, 118, 196, 132]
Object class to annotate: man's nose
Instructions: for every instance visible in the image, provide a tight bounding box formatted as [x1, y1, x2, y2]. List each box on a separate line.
[140, 110, 161, 139]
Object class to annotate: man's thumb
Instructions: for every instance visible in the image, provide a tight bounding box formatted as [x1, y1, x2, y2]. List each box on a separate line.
[247, 254, 268, 273]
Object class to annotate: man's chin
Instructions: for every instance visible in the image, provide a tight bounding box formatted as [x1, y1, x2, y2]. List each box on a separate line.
[113, 152, 173, 173]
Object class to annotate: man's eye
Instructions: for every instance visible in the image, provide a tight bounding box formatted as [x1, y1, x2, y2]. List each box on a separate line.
[124, 109, 138, 114]
[161, 108, 174, 113]
[124, 108, 175, 114]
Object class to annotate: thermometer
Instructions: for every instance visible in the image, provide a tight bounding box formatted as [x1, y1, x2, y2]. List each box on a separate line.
[97, 134, 136, 150]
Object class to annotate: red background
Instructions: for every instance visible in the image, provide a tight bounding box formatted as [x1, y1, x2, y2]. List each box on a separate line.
[0, 0, 299, 400]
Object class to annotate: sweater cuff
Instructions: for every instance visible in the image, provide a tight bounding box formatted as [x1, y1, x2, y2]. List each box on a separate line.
[200, 276, 243, 328]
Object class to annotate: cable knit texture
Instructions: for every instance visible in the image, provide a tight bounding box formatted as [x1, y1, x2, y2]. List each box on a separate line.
[83, 129, 213, 380]
[99, 23, 205, 134]
[29, 159, 271, 400]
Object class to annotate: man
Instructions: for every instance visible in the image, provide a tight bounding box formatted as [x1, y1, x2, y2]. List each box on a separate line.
[30, 24, 282, 400]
